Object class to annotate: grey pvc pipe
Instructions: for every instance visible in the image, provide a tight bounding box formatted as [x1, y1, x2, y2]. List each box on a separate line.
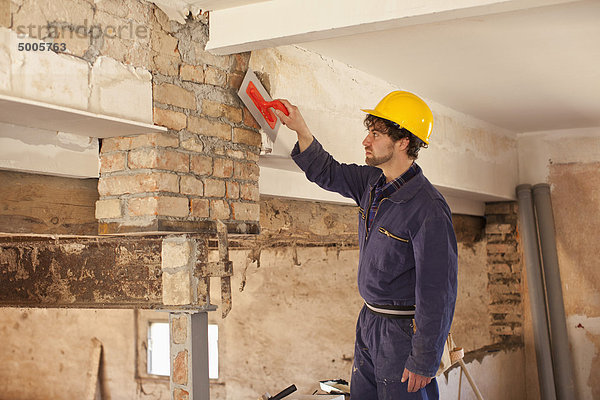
[516, 184, 557, 400]
[533, 183, 577, 400]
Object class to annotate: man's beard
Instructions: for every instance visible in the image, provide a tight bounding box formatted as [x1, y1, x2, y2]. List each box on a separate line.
[365, 148, 393, 167]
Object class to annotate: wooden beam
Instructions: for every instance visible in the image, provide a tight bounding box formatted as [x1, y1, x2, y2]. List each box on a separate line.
[0, 170, 99, 235]
[0, 233, 221, 310]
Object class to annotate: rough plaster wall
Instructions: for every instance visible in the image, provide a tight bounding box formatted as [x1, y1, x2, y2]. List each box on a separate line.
[0, 194, 521, 399]
[0, 308, 137, 399]
[0, 0, 155, 178]
[251, 45, 518, 207]
[220, 247, 362, 398]
[549, 161, 600, 400]
[452, 241, 491, 351]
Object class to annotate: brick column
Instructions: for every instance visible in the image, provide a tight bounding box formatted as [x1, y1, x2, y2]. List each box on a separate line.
[96, 15, 261, 235]
[485, 201, 524, 344]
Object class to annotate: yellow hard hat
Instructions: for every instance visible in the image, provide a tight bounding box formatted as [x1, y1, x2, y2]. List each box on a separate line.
[361, 91, 433, 144]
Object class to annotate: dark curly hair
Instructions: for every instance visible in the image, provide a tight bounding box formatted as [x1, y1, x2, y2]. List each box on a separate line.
[363, 114, 428, 160]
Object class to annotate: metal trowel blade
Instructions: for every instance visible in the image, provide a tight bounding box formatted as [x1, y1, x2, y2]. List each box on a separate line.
[237, 68, 281, 143]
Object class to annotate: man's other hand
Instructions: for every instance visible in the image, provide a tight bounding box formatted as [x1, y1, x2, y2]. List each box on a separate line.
[401, 368, 433, 392]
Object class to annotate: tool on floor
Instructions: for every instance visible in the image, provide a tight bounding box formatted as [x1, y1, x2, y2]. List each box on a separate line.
[259, 384, 297, 400]
[237, 68, 289, 143]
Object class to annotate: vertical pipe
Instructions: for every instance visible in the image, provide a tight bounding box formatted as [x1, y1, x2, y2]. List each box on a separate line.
[532, 183, 577, 400]
[516, 184, 557, 400]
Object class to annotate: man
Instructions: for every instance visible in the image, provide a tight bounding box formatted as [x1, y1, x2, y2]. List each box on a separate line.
[274, 91, 458, 400]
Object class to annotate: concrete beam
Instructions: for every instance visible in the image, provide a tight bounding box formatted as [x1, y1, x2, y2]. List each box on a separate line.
[206, 0, 578, 55]
[0, 233, 232, 312]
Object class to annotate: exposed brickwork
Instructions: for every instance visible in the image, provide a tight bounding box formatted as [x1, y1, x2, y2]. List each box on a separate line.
[173, 350, 188, 385]
[485, 201, 524, 344]
[96, 9, 261, 234]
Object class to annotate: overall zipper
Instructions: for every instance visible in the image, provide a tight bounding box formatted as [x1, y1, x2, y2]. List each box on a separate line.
[378, 227, 409, 243]
[365, 194, 389, 242]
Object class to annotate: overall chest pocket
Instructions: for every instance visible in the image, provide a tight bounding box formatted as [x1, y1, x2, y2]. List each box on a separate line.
[369, 227, 413, 274]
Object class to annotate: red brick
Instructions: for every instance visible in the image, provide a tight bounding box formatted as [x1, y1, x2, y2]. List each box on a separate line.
[242, 108, 260, 130]
[180, 133, 204, 153]
[226, 181, 239, 199]
[101, 133, 178, 152]
[190, 154, 213, 175]
[213, 158, 234, 178]
[233, 53, 250, 73]
[188, 116, 231, 141]
[173, 350, 188, 385]
[171, 315, 187, 344]
[127, 196, 189, 217]
[246, 151, 260, 162]
[240, 182, 259, 201]
[210, 199, 230, 219]
[234, 161, 259, 181]
[227, 72, 245, 89]
[153, 107, 186, 131]
[95, 199, 122, 219]
[180, 175, 204, 196]
[100, 152, 126, 173]
[154, 83, 196, 110]
[128, 148, 189, 172]
[487, 243, 517, 255]
[204, 178, 225, 197]
[201, 100, 242, 123]
[204, 66, 226, 86]
[233, 127, 261, 147]
[98, 172, 179, 196]
[180, 64, 204, 83]
[191, 198, 209, 218]
[173, 388, 189, 400]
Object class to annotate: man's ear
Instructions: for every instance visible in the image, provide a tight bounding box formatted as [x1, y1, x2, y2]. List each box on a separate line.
[396, 137, 410, 153]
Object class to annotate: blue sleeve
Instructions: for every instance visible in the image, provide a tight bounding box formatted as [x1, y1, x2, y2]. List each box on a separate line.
[405, 202, 458, 377]
[291, 138, 379, 205]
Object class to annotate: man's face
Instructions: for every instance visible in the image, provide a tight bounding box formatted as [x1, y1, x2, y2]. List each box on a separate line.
[362, 124, 395, 167]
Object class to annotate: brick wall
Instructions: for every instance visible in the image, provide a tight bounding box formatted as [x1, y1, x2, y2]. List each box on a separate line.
[96, 11, 262, 235]
[485, 201, 524, 344]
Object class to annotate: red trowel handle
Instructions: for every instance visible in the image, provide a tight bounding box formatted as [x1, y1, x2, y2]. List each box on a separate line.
[246, 81, 289, 129]
[265, 99, 289, 117]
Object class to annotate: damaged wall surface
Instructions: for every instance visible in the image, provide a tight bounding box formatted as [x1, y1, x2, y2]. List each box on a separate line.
[549, 161, 600, 400]
[0, 174, 527, 398]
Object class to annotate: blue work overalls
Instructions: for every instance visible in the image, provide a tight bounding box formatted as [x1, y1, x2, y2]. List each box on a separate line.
[292, 139, 458, 400]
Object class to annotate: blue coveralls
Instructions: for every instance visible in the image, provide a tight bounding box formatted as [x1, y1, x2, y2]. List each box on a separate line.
[292, 139, 458, 400]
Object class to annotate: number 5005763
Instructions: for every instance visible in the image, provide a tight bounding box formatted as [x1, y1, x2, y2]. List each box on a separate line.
[17, 42, 66, 52]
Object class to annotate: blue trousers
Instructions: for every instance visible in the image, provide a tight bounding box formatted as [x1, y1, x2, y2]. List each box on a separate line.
[351, 306, 439, 400]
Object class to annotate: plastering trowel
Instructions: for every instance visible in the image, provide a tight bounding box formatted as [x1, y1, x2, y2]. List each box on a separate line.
[237, 68, 289, 143]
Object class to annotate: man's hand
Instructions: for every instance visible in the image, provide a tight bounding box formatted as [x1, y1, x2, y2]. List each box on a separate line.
[274, 99, 313, 152]
[401, 368, 432, 392]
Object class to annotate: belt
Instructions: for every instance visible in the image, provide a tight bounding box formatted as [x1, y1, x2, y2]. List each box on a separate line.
[365, 302, 416, 319]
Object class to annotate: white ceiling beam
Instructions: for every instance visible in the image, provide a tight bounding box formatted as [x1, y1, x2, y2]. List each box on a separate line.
[206, 0, 579, 55]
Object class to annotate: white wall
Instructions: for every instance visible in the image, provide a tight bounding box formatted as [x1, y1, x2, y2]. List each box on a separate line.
[253, 45, 518, 216]
[517, 127, 600, 184]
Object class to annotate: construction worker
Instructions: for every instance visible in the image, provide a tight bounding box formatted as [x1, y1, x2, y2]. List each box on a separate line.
[275, 91, 458, 400]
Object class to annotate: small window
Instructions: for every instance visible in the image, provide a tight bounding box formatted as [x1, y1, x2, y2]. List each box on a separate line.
[147, 322, 219, 379]
[148, 322, 170, 376]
